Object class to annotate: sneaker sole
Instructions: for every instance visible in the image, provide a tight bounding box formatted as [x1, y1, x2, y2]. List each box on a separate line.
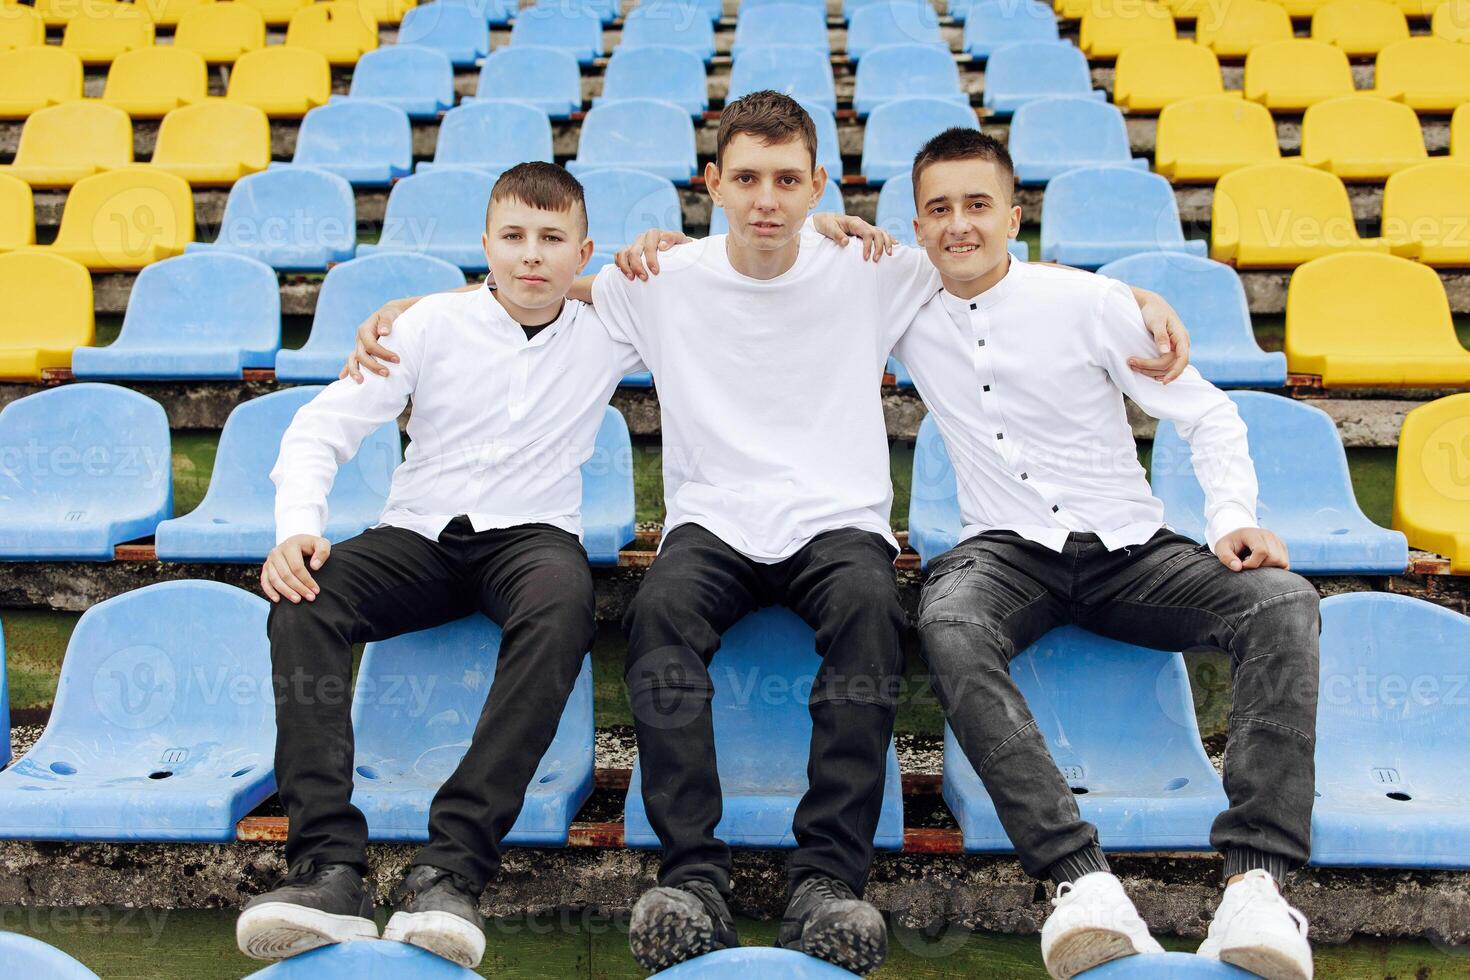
[800, 920, 887, 976]
[628, 893, 719, 972]
[383, 910, 486, 969]
[236, 902, 379, 961]
[1045, 928, 1149, 980]
[1222, 944, 1313, 980]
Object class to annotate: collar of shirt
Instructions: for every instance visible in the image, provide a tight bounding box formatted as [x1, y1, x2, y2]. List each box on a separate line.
[483, 283, 574, 347]
[938, 253, 1022, 318]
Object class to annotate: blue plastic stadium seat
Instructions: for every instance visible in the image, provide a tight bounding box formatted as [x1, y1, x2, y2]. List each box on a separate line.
[620, 1, 717, 62]
[186, 168, 356, 270]
[154, 387, 401, 562]
[1311, 592, 1470, 869]
[712, 178, 843, 234]
[277, 251, 467, 381]
[842, 0, 892, 15]
[742, 0, 826, 8]
[1010, 97, 1149, 185]
[800, 100, 844, 178]
[727, 46, 836, 115]
[72, 253, 280, 381]
[853, 43, 969, 118]
[1040, 166, 1207, 268]
[417, 101, 552, 175]
[582, 168, 685, 253]
[244, 938, 481, 978]
[508, 5, 603, 64]
[908, 413, 962, 566]
[356, 168, 498, 272]
[0, 581, 274, 841]
[595, 46, 709, 117]
[732, 4, 829, 59]
[658, 948, 860, 978]
[872, 176, 1032, 260]
[395, 2, 491, 67]
[623, 607, 905, 849]
[1096, 253, 1286, 387]
[568, 99, 698, 184]
[962, 0, 1060, 59]
[0, 934, 100, 979]
[350, 615, 595, 844]
[524, 0, 619, 25]
[846, 2, 944, 62]
[944, 625, 1227, 852]
[272, 101, 412, 187]
[332, 46, 455, 119]
[1, 621, 9, 771]
[860, 96, 980, 184]
[1152, 391, 1409, 574]
[466, 47, 582, 119]
[0, 385, 170, 560]
[582, 405, 638, 562]
[983, 41, 1106, 117]
[1082, 953, 1255, 977]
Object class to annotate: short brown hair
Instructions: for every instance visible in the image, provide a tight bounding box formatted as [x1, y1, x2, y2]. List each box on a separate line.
[715, 90, 819, 171]
[910, 128, 1015, 204]
[488, 161, 588, 236]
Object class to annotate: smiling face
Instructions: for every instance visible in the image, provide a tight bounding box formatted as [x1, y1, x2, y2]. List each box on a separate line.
[481, 196, 593, 321]
[707, 132, 828, 252]
[912, 157, 1022, 293]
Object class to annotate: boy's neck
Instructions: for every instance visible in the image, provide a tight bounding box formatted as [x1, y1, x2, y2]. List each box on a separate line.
[941, 254, 1012, 302]
[724, 232, 802, 281]
[490, 283, 564, 328]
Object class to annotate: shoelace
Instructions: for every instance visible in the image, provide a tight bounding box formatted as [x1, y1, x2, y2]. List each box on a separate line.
[797, 876, 858, 907]
[678, 879, 733, 930]
[391, 866, 475, 906]
[1237, 876, 1310, 937]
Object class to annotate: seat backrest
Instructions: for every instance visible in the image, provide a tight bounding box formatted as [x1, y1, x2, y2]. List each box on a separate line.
[509, 4, 602, 50]
[1113, 39, 1225, 108]
[1096, 252, 1258, 366]
[575, 98, 696, 167]
[1155, 95, 1280, 172]
[433, 100, 553, 166]
[0, 5, 44, 49]
[601, 45, 707, 104]
[1193, 0, 1292, 56]
[582, 405, 636, 558]
[581, 168, 684, 251]
[145, 0, 215, 29]
[1382, 160, 1470, 251]
[0, 172, 34, 249]
[855, 43, 961, 97]
[14, 100, 131, 169]
[154, 100, 271, 169]
[0, 45, 83, 104]
[473, 44, 582, 115]
[174, 1, 267, 61]
[358, 0, 413, 25]
[397, 2, 487, 54]
[862, 96, 980, 172]
[797, 100, 844, 177]
[984, 40, 1093, 101]
[348, 44, 455, 103]
[53, 169, 194, 256]
[1300, 94, 1425, 171]
[847, 1, 942, 60]
[1211, 162, 1357, 257]
[1456, 103, 1470, 155]
[117, 252, 279, 351]
[1375, 37, 1470, 109]
[215, 167, 354, 247]
[1080, 0, 1176, 57]
[963, 0, 1060, 54]
[61, 2, 154, 62]
[621, 1, 716, 56]
[228, 45, 332, 105]
[728, 45, 834, 104]
[0, 251, 92, 346]
[1041, 166, 1187, 243]
[1010, 96, 1132, 163]
[236, 0, 312, 26]
[1312, 0, 1409, 54]
[908, 413, 962, 565]
[104, 46, 209, 108]
[1243, 39, 1355, 109]
[733, 3, 829, 51]
[1393, 393, 1470, 563]
[309, 251, 466, 353]
[293, 99, 412, 167]
[1434, 0, 1470, 43]
[1286, 252, 1457, 359]
[285, 0, 378, 62]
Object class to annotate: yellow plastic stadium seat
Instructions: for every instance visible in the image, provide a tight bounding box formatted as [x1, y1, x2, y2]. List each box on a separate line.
[174, 2, 267, 63]
[1243, 39, 1356, 111]
[1211, 162, 1416, 266]
[1155, 96, 1281, 181]
[1193, 0, 1293, 58]
[21, 169, 194, 271]
[0, 47, 83, 121]
[1375, 37, 1470, 111]
[0, 172, 35, 251]
[1112, 40, 1237, 111]
[33, 0, 117, 27]
[1433, 0, 1470, 42]
[1455, 103, 1470, 154]
[1392, 0, 1449, 14]
[1262, 0, 1334, 16]
[98, 47, 208, 119]
[0, 4, 44, 50]
[224, 46, 332, 119]
[1157, 0, 1214, 18]
[142, 102, 271, 187]
[1312, 0, 1410, 55]
[1287, 253, 1470, 387]
[237, 0, 312, 26]
[0, 252, 95, 380]
[285, 1, 378, 65]
[1055, 0, 1090, 20]
[1383, 161, 1470, 265]
[1300, 95, 1427, 180]
[148, 0, 214, 28]
[1079, 0, 1176, 59]
[60, 2, 154, 66]
[0, 102, 132, 189]
[1394, 393, 1470, 574]
[357, 0, 415, 26]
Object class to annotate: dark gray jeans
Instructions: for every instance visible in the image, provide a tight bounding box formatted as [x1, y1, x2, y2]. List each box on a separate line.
[917, 529, 1320, 881]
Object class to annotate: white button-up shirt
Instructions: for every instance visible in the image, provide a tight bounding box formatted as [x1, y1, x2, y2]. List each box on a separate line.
[893, 257, 1258, 552]
[272, 284, 645, 546]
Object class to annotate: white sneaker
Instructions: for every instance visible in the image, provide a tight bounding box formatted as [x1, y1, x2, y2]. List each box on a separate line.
[1040, 871, 1165, 979]
[1197, 869, 1313, 980]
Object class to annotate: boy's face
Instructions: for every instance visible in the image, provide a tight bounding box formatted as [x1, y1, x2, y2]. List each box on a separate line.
[706, 133, 828, 252]
[481, 198, 594, 313]
[912, 158, 1022, 286]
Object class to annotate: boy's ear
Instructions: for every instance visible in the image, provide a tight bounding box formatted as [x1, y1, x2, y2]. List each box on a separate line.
[704, 160, 722, 203]
[810, 164, 828, 207]
[913, 217, 923, 248]
[580, 236, 595, 269]
[1008, 204, 1022, 238]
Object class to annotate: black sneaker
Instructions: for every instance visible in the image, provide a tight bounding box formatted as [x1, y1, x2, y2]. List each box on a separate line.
[381, 864, 486, 968]
[628, 878, 739, 972]
[777, 875, 887, 975]
[236, 861, 378, 961]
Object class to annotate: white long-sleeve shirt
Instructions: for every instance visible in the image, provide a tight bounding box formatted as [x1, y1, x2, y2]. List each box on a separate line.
[893, 257, 1258, 552]
[271, 284, 645, 546]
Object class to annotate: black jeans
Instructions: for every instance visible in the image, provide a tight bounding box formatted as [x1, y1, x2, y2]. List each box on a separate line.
[918, 529, 1320, 880]
[623, 523, 905, 898]
[267, 517, 595, 892]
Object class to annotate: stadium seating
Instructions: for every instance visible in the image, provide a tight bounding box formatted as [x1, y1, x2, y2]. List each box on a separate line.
[1300, 95, 1427, 180]
[225, 45, 332, 118]
[419, 102, 553, 175]
[731, 4, 830, 59]
[143, 102, 271, 187]
[1312, 0, 1410, 56]
[597, 46, 710, 117]
[1112, 40, 1235, 112]
[982, 41, 1106, 117]
[961, 1, 1061, 60]
[1079, 0, 1176, 59]
[468, 47, 582, 119]
[727, 46, 837, 115]
[582, 406, 639, 561]
[60, 2, 154, 65]
[97, 47, 209, 119]
[801, 101, 846, 178]
[0, 622, 6, 768]
[0, 934, 99, 979]
[276, 101, 412, 186]
[155, 387, 400, 561]
[237, 0, 312, 27]
[242, 939, 483, 977]
[1375, 37, 1470, 112]
[1383, 161, 1470, 266]
[0, 102, 131, 189]
[0, 172, 32, 251]
[336, 45, 455, 119]
[359, 0, 415, 26]
[1434, 0, 1470, 43]
[1152, 391, 1410, 573]
[1285, 252, 1470, 386]
[1040, 166, 1206, 267]
[0, 581, 276, 839]
[509, 5, 603, 64]
[395, 1, 490, 67]
[1193, 0, 1292, 58]
[0, 252, 93, 380]
[0, 46, 82, 120]
[620, 2, 717, 62]
[1154, 96, 1281, 181]
[712, 179, 844, 234]
[188, 168, 355, 270]
[1243, 40, 1356, 111]
[0, 4, 43, 50]
[285, 1, 378, 65]
[0, 384, 170, 560]
[358, 169, 496, 271]
[31, 0, 96, 26]
[1311, 592, 1470, 867]
[623, 607, 905, 850]
[1097, 253, 1287, 387]
[25, 169, 193, 271]
[276, 252, 466, 381]
[583, 168, 685, 252]
[846, 1, 944, 61]
[907, 415, 962, 566]
[1394, 394, 1470, 573]
[1456, 103, 1470, 156]
[853, 43, 968, 119]
[1211, 163, 1414, 267]
[173, 1, 266, 62]
[71, 253, 280, 381]
[861, 97, 980, 184]
[568, 100, 699, 184]
[657, 948, 862, 978]
[1008, 97, 1149, 185]
[1085, 954, 1262, 977]
[149, 0, 212, 29]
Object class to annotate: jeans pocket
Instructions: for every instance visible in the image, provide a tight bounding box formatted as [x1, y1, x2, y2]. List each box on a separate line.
[919, 556, 976, 617]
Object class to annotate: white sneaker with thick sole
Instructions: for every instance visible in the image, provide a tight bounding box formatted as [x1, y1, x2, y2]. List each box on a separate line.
[1039, 871, 1165, 979]
[235, 902, 379, 961]
[383, 909, 487, 968]
[1197, 869, 1313, 980]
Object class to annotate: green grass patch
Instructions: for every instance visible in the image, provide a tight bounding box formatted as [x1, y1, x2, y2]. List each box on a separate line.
[0, 611, 75, 710]
[170, 430, 221, 518]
